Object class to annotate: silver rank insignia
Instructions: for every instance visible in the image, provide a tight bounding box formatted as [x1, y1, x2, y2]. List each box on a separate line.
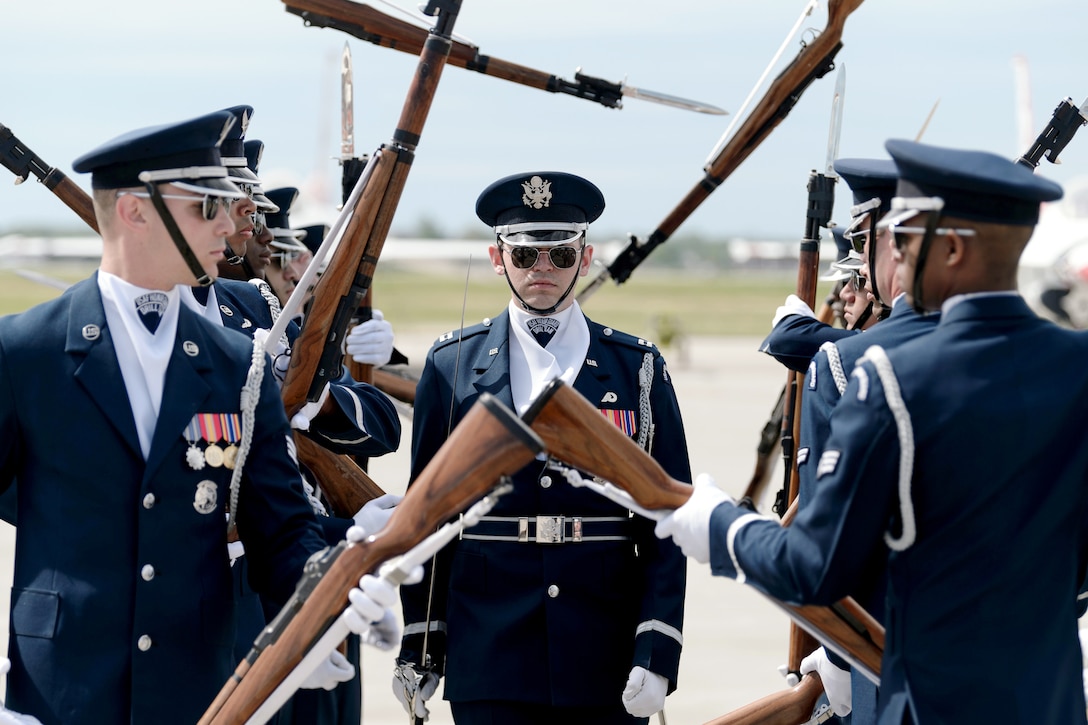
[193, 480, 218, 514]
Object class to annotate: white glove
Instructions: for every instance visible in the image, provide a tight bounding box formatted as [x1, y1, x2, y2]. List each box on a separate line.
[352, 493, 403, 535]
[344, 309, 394, 366]
[253, 328, 291, 386]
[621, 665, 668, 717]
[0, 659, 42, 725]
[393, 661, 440, 721]
[290, 382, 330, 431]
[300, 649, 355, 691]
[771, 294, 816, 328]
[654, 473, 732, 564]
[800, 647, 852, 716]
[344, 575, 403, 651]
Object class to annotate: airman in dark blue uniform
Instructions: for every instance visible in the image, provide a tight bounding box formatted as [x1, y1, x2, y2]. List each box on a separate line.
[658, 140, 1088, 724]
[397, 172, 691, 725]
[0, 112, 334, 725]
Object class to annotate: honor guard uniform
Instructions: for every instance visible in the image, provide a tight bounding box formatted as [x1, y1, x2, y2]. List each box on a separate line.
[657, 140, 1088, 724]
[397, 172, 691, 724]
[0, 112, 340, 725]
[792, 158, 940, 723]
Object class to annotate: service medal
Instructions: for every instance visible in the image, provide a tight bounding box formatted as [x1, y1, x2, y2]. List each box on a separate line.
[205, 443, 225, 468]
[222, 444, 238, 470]
[185, 444, 206, 470]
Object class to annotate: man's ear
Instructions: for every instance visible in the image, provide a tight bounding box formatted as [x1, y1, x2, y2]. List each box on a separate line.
[114, 192, 147, 229]
[944, 229, 968, 268]
[487, 244, 505, 275]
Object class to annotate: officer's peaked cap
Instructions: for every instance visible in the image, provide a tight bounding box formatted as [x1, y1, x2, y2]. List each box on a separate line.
[885, 139, 1063, 226]
[476, 171, 605, 229]
[73, 111, 241, 195]
[243, 139, 278, 212]
[218, 105, 259, 183]
[297, 223, 329, 256]
[833, 158, 898, 217]
[264, 187, 300, 237]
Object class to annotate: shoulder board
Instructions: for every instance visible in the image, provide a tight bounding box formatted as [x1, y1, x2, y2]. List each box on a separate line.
[433, 318, 494, 349]
[596, 324, 658, 352]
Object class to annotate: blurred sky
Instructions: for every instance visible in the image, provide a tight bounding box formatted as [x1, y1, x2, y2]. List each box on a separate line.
[2, 0, 1087, 243]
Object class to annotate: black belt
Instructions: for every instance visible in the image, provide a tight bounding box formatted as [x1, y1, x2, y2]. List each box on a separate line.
[460, 515, 632, 544]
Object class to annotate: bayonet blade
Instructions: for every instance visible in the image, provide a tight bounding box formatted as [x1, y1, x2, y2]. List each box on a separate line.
[824, 64, 846, 177]
[340, 42, 355, 159]
[621, 84, 728, 116]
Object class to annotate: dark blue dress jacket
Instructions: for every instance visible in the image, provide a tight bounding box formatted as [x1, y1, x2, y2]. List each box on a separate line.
[0, 274, 328, 725]
[399, 311, 691, 708]
[710, 296, 1088, 724]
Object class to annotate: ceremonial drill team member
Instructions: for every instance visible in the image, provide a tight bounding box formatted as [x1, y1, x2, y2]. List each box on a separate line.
[657, 139, 1087, 724]
[0, 111, 396, 724]
[789, 159, 940, 723]
[396, 172, 691, 724]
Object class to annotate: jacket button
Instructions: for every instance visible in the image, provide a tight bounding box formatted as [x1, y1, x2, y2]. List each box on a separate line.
[142, 493, 156, 509]
[137, 635, 152, 651]
[141, 565, 156, 582]
[603, 328, 613, 336]
[539, 475, 552, 489]
[547, 585, 559, 598]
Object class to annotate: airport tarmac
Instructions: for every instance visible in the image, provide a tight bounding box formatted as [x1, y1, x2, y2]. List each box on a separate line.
[0, 334, 803, 723]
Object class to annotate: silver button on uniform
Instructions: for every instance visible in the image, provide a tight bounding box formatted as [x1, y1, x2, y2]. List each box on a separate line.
[141, 565, 155, 582]
[138, 635, 152, 651]
[142, 493, 156, 509]
[539, 475, 552, 489]
[547, 584, 559, 598]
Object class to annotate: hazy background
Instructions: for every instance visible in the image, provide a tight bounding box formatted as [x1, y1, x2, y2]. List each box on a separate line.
[3, 0, 1087, 243]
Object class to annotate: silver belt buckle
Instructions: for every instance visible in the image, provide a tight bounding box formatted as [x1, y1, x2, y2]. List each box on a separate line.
[536, 515, 564, 544]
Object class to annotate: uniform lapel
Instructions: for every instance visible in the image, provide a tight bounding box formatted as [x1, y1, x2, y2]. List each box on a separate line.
[471, 312, 515, 410]
[66, 276, 143, 460]
[572, 319, 613, 409]
[144, 307, 215, 479]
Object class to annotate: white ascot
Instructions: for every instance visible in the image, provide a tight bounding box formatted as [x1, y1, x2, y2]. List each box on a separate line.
[508, 300, 589, 416]
[99, 272, 181, 459]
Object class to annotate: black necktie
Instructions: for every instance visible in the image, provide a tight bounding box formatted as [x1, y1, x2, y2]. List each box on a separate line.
[135, 292, 169, 334]
[527, 317, 559, 347]
[191, 285, 211, 305]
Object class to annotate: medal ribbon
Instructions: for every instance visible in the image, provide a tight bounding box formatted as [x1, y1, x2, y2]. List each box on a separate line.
[599, 408, 637, 437]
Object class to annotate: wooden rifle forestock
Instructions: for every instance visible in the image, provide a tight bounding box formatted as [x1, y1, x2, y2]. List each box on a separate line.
[279, 1, 460, 513]
[701, 673, 822, 725]
[283, 0, 620, 106]
[578, 0, 864, 300]
[200, 394, 542, 724]
[523, 380, 883, 679]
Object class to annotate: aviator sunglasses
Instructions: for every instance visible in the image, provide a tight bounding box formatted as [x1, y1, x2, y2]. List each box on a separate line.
[502, 244, 581, 269]
[849, 270, 867, 291]
[118, 191, 233, 221]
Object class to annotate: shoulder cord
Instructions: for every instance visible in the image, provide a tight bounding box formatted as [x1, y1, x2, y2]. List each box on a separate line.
[248, 278, 327, 517]
[855, 345, 916, 551]
[637, 352, 655, 453]
[227, 335, 266, 537]
[821, 340, 849, 396]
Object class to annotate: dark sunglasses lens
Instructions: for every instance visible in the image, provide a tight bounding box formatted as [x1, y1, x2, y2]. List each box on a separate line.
[252, 212, 266, 235]
[548, 247, 577, 268]
[851, 271, 867, 291]
[201, 196, 229, 221]
[508, 247, 539, 268]
[893, 228, 910, 251]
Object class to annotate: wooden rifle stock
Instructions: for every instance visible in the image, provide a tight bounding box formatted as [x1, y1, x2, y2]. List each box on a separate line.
[0, 123, 99, 233]
[701, 673, 822, 725]
[372, 366, 417, 405]
[577, 0, 864, 301]
[522, 379, 884, 682]
[280, 0, 462, 513]
[200, 394, 542, 724]
[283, 0, 629, 109]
